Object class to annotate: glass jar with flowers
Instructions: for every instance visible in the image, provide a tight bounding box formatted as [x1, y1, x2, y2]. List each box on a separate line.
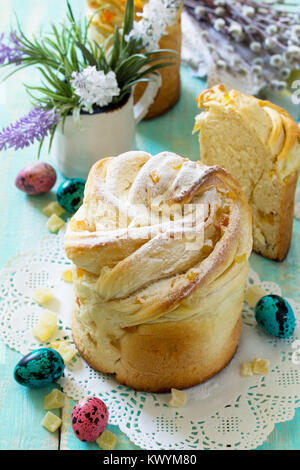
[0, 0, 177, 178]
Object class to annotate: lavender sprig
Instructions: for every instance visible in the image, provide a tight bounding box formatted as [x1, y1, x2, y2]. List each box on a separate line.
[0, 107, 59, 152]
[0, 32, 22, 65]
[184, 0, 300, 92]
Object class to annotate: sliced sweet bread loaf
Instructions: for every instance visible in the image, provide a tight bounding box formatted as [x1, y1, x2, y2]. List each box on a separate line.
[194, 84, 300, 261]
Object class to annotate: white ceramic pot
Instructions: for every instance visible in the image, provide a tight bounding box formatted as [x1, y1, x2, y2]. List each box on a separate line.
[51, 75, 161, 179]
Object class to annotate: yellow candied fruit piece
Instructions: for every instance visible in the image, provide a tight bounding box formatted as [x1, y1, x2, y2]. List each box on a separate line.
[32, 324, 53, 343]
[46, 214, 65, 233]
[33, 287, 54, 306]
[150, 171, 160, 184]
[252, 357, 270, 375]
[223, 92, 232, 105]
[32, 310, 57, 342]
[62, 269, 73, 283]
[50, 340, 77, 363]
[235, 254, 246, 264]
[71, 219, 87, 231]
[44, 389, 65, 410]
[245, 285, 266, 308]
[169, 388, 187, 408]
[42, 201, 65, 217]
[76, 267, 86, 280]
[171, 163, 182, 171]
[41, 412, 62, 433]
[240, 362, 253, 377]
[187, 271, 198, 282]
[96, 429, 118, 450]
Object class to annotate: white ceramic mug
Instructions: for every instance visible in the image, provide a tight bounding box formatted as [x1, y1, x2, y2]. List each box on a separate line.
[51, 75, 161, 179]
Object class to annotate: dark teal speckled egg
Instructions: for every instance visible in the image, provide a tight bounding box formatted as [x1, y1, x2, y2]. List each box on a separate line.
[56, 178, 85, 213]
[13, 348, 64, 388]
[255, 294, 296, 338]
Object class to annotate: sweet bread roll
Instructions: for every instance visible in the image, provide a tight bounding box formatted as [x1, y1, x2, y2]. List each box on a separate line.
[65, 151, 252, 392]
[194, 85, 300, 261]
[86, 0, 182, 119]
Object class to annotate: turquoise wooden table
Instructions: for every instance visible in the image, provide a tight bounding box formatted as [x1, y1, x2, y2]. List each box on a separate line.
[0, 0, 299, 450]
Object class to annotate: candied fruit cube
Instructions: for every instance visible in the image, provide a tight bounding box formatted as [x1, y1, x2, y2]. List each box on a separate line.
[46, 214, 65, 233]
[33, 287, 53, 305]
[44, 389, 65, 410]
[169, 388, 187, 408]
[76, 267, 86, 280]
[240, 362, 253, 377]
[96, 430, 118, 450]
[187, 271, 198, 282]
[252, 357, 270, 375]
[61, 269, 73, 283]
[41, 411, 62, 432]
[71, 220, 87, 231]
[50, 340, 77, 363]
[43, 202, 65, 217]
[32, 310, 57, 342]
[32, 324, 51, 343]
[40, 310, 57, 328]
[150, 171, 160, 183]
[245, 285, 266, 308]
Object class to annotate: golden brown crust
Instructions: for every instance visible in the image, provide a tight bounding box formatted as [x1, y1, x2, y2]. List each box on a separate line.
[253, 169, 298, 261]
[72, 309, 242, 392]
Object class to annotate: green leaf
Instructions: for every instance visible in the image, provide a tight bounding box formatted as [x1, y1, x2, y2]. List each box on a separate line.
[122, 0, 134, 45]
[76, 41, 97, 66]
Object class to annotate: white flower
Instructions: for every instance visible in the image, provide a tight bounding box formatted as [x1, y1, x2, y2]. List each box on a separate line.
[126, 0, 180, 51]
[215, 7, 225, 16]
[264, 37, 277, 50]
[252, 64, 262, 75]
[270, 54, 283, 68]
[266, 25, 277, 35]
[214, 18, 225, 32]
[216, 59, 226, 69]
[280, 68, 291, 79]
[71, 67, 120, 112]
[271, 80, 287, 91]
[253, 57, 264, 66]
[250, 41, 261, 53]
[286, 45, 300, 60]
[242, 6, 255, 18]
[228, 22, 243, 41]
[195, 6, 206, 17]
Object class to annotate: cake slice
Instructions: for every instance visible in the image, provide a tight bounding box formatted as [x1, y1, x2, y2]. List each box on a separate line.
[194, 84, 300, 261]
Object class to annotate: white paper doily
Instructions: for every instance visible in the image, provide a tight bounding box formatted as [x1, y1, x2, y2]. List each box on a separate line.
[0, 230, 300, 450]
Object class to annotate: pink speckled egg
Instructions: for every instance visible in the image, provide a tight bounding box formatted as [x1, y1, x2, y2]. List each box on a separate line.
[71, 397, 108, 442]
[15, 162, 56, 195]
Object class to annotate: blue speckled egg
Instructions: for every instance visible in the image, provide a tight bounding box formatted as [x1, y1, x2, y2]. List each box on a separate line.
[57, 178, 86, 213]
[13, 348, 64, 388]
[255, 294, 296, 338]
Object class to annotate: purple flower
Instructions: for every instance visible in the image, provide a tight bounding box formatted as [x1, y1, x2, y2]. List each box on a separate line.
[0, 107, 59, 152]
[0, 32, 23, 65]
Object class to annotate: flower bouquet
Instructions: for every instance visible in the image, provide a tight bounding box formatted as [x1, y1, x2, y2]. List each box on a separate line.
[0, 0, 176, 176]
